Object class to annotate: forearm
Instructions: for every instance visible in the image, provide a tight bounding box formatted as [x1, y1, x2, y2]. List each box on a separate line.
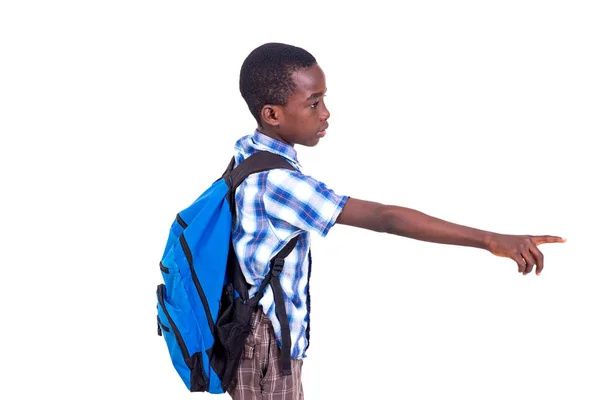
[337, 198, 564, 274]
[382, 205, 493, 250]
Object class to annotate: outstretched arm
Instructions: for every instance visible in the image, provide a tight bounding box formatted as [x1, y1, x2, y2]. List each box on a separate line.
[336, 198, 566, 276]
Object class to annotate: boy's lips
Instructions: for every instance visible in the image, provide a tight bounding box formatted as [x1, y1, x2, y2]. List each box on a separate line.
[317, 124, 328, 137]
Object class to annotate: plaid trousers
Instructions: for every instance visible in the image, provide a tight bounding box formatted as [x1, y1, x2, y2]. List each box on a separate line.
[227, 307, 304, 400]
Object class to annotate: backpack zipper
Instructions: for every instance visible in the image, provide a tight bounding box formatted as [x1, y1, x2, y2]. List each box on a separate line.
[159, 262, 169, 274]
[176, 213, 188, 229]
[179, 234, 216, 335]
[156, 284, 190, 360]
[157, 315, 170, 336]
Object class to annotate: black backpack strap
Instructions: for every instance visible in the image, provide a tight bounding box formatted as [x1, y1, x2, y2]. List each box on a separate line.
[246, 235, 298, 376]
[220, 157, 236, 179]
[225, 151, 295, 226]
[228, 151, 295, 190]
[246, 236, 299, 307]
[267, 236, 297, 375]
[224, 151, 298, 376]
[224, 151, 296, 301]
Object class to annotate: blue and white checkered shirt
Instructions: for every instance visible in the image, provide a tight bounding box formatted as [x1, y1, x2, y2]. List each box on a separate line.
[232, 130, 348, 359]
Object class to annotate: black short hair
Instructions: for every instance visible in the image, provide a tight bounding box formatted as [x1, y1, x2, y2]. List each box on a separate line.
[239, 42, 317, 125]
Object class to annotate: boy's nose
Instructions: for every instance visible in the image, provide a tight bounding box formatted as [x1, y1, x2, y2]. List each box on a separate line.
[321, 105, 330, 121]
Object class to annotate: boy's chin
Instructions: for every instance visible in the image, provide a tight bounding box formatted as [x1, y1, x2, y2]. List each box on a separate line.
[304, 133, 325, 147]
[301, 138, 321, 147]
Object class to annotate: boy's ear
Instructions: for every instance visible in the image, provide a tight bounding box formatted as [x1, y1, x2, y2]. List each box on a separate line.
[260, 105, 282, 128]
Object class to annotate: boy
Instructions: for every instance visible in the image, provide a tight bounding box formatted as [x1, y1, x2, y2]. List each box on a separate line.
[227, 42, 565, 400]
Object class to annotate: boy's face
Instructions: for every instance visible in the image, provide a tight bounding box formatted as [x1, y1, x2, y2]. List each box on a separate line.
[262, 64, 330, 147]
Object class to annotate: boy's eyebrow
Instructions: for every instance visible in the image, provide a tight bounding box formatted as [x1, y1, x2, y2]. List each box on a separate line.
[306, 89, 327, 101]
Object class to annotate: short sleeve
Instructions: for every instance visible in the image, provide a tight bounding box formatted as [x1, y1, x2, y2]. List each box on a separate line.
[263, 169, 349, 237]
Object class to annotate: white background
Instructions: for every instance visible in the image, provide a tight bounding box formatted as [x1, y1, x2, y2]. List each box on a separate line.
[1, 1, 598, 399]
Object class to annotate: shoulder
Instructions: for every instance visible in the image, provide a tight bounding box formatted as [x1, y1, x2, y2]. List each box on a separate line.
[232, 134, 256, 166]
[265, 168, 330, 193]
[261, 168, 348, 236]
[264, 168, 348, 210]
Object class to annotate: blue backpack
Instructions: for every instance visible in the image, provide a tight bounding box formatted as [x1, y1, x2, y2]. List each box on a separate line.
[156, 151, 298, 393]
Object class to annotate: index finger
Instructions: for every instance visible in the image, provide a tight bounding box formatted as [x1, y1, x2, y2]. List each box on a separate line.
[531, 236, 567, 245]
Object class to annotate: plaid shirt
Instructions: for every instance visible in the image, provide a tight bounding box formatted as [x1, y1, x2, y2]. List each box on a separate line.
[232, 131, 348, 359]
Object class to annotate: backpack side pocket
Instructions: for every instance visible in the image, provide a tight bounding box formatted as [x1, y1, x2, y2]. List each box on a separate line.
[156, 283, 209, 392]
[208, 283, 255, 391]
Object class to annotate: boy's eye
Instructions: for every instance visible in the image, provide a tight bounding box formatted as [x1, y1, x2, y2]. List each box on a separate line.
[309, 95, 325, 109]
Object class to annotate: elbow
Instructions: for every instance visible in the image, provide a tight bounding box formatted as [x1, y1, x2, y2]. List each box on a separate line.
[378, 205, 397, 234]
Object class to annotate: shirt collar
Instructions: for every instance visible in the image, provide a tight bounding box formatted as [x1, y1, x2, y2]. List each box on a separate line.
[252, 130, 302, 169]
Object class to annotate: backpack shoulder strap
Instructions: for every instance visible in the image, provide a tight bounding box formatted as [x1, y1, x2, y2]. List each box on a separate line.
[220, 157, 236, 180]
[224, 151, 299, 376]
[225, 151, 295, 216]
[227, 151, 295, 192]
[225, 150, 297, 294]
